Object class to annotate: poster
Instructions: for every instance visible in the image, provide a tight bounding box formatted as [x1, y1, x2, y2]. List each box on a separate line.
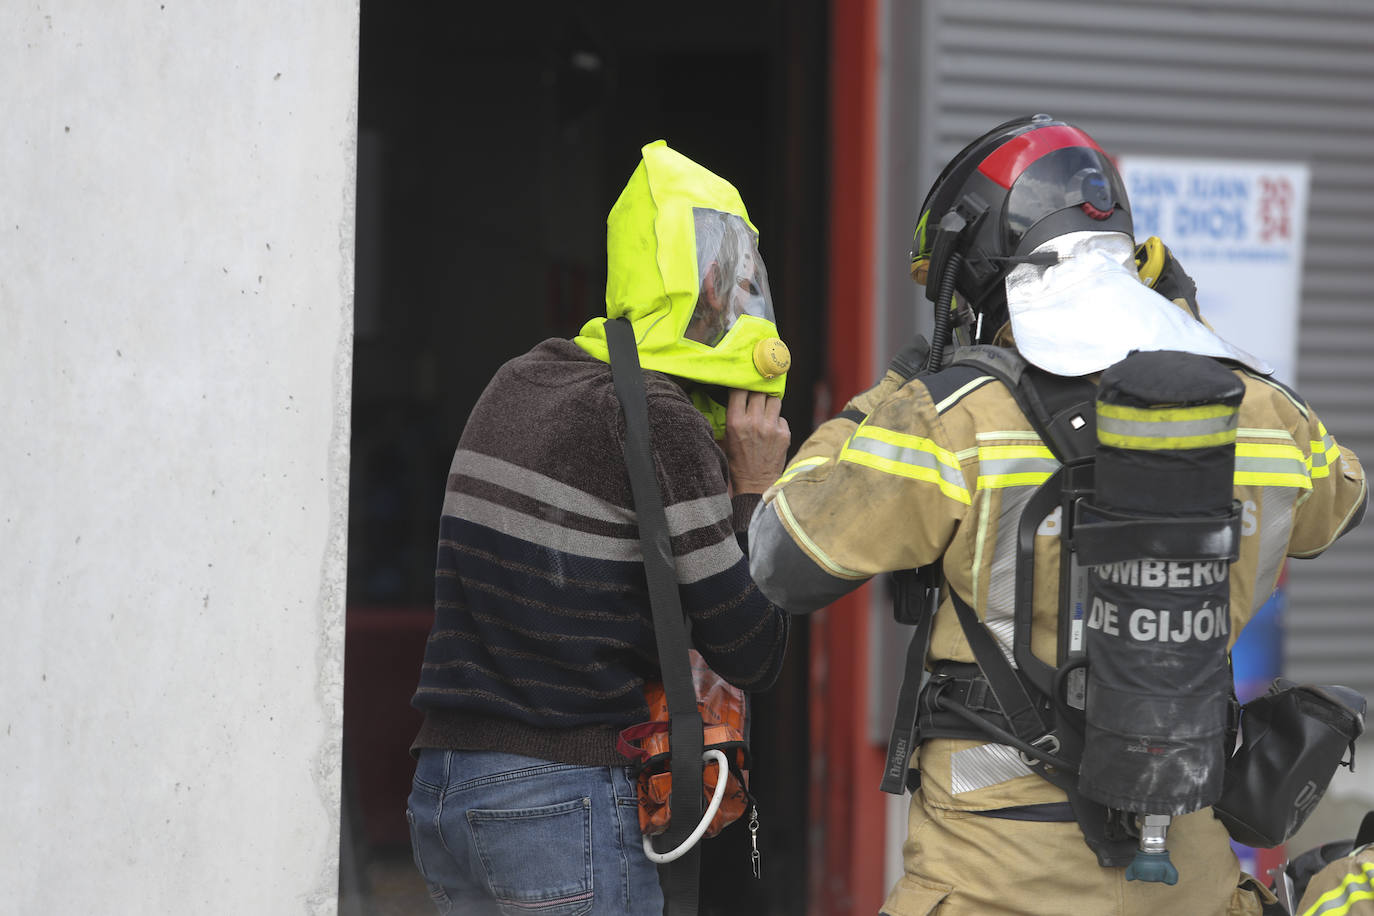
[1116, 157, 1311, 385]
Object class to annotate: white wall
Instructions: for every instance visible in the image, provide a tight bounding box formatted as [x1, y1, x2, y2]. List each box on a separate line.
[0, 3, 358, 913]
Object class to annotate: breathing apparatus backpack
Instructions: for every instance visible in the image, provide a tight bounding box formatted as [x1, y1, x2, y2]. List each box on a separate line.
[884, 345, 1251, 881]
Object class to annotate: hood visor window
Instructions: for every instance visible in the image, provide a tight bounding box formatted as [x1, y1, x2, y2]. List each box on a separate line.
[685, 208, 774, 346]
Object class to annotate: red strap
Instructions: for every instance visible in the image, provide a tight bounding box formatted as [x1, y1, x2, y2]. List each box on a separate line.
[617, 721, 669, 762]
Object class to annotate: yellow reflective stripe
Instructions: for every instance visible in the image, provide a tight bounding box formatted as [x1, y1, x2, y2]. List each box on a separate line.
[976, 444, 1059, 490]
[1235, 441, 1311, 489]
[1235, 471, 1313, 488]
[1100, 428, 1237, 450]
[773, 491, 867, 579]
[838, 450, 972, 504]
[1310, 431, 1339, 479]
[1300, 860, 1374, 916]
[775, 455, 829, 485]
[839, 426, 971, 504]
[1098, 402, 1237, 423]
[1097, 401, 1238, 450]
[1236, 443, 1303, 459]
[979, 472, 1055, 489]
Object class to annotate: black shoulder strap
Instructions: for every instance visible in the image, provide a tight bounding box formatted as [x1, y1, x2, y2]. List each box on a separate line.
[880, 567, 938, 795]
[950, 346, 1097, 464]
[946, 587, 1050, 742]
[605, 317, 704, 915]
[1358, 810, 1374, 849]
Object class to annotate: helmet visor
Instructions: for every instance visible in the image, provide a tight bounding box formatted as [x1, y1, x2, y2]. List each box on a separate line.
[685, 208, 774, 346]
[1004, 146, 1129, 253]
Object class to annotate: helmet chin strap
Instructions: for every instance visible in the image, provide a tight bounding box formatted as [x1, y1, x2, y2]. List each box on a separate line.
[988, 250, 1061, 268]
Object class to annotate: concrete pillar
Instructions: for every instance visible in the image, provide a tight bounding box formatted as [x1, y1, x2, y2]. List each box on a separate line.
[0, 3, 358, 913]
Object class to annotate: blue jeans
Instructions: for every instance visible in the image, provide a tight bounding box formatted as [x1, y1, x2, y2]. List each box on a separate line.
[407, 748, 664, 915]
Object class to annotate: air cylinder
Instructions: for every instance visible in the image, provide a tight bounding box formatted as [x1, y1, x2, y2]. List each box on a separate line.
[1076, 349, 1244, 816]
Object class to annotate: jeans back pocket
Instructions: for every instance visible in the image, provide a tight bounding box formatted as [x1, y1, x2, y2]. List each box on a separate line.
[468, 796, 594, 916]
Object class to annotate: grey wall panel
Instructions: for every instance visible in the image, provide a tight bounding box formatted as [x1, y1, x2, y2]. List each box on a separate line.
[917, 0, 1374, 700]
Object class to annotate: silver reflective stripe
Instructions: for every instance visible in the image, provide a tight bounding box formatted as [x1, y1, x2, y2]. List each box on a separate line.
[979, 454, 1060, 479]
[949, 743, 1034, 794]
[985, 487, 1035, 664]
[1311, 432, 1337, 473]
[1097, 412, 1237, 441]
[1236, 453, 1310, 481]
[1253, 487, 1298, 605]
[984, 616, 1017, 668]
[846, 431, 968, 492]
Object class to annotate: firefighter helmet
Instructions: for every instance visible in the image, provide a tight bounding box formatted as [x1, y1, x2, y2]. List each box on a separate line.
[911, 114, 1133, 346]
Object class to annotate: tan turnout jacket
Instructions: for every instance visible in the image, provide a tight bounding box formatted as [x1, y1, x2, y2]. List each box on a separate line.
[749, 351, 1367, 915]
[1299, 843, 1374, 916]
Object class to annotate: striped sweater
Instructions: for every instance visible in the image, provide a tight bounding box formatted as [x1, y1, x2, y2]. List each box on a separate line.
[411, 338, 789, 765]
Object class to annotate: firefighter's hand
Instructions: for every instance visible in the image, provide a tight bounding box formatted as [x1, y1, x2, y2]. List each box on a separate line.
[1134, 236, 1200, 320]
[723, 388, 790, 495]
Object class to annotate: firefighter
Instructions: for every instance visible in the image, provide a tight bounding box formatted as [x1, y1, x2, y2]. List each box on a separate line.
[748, 115, 1367, 915]
[1297, 837, 1374, 915]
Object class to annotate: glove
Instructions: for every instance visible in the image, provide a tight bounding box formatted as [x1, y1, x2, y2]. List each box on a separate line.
[887, 334, 931, 381]
[1133, 236, 1200, 320]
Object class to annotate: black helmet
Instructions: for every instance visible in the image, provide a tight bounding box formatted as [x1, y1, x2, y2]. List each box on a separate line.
[911, 114, 1133, 350]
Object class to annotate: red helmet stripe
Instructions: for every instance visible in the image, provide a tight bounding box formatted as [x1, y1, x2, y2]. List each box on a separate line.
[976, 124, 1105, 189]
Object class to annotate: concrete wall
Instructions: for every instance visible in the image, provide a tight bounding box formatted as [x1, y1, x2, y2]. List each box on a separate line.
[0, 3, 358, 913]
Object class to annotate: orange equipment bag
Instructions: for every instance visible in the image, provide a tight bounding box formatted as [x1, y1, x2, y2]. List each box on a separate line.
[617, 650, 752, 840]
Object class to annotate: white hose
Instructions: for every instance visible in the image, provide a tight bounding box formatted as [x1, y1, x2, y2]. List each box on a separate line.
[641, 749, 730, 864]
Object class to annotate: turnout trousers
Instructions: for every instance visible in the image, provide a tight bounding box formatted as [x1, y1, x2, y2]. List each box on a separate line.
[879, 740, 1277, 916]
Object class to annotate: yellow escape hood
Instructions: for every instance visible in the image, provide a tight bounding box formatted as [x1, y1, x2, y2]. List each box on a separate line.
[573, 140, 787, 397]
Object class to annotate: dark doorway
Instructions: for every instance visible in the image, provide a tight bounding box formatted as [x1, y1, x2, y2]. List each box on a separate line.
[343, 2, 829, 913]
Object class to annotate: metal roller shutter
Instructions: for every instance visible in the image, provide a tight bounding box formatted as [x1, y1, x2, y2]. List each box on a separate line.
[915, 0, 1374, 699]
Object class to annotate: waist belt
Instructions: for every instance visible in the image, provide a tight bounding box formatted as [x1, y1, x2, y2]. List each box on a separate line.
[917, 664, 1019, 741]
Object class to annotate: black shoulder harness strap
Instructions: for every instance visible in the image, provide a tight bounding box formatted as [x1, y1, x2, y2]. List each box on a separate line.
[951, 346, 1098, 463]
[605, 317, 705, 915]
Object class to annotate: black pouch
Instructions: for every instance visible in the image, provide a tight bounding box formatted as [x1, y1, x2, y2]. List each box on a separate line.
[1214, 678, 1366, 848]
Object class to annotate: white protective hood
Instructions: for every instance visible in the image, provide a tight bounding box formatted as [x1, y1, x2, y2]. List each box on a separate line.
[1004, 231, 1271, 378]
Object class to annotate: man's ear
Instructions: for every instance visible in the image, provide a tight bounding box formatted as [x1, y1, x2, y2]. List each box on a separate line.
[702, 263, 726, 312]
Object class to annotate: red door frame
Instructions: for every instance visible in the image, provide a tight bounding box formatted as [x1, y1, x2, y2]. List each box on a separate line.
[811, 1, 886, 913]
